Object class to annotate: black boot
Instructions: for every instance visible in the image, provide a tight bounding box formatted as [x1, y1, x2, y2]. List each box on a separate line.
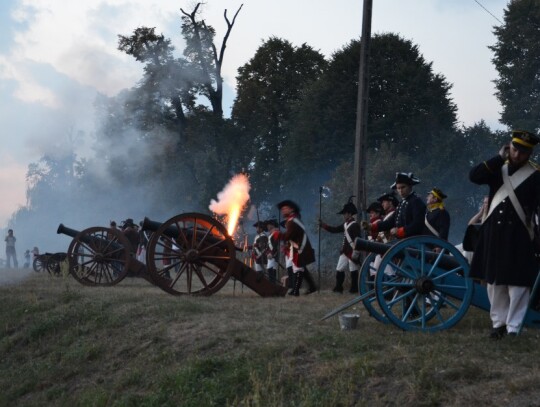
[287, 266, 295, 293]
[303, 267, 317, 294]
[349, 270, 359, 294]
[267, 268, 277, 284]
[290, 270, 304, 296]
[333, 271, 345, 293]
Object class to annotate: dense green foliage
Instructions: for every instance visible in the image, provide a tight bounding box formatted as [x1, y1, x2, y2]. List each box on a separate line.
[490, 0, 540, 132]
[232, 37, 327, 202]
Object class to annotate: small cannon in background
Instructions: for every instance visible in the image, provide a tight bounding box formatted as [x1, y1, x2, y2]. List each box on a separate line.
[323, 235, 540, 334]
[32, 252, 67, 275]
[57, 212, 287, 297]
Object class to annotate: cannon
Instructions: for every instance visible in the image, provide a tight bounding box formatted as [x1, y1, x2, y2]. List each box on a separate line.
[57, 212, 287, 297]
[323, 235, 540, 333]
[32, 252, 67, 275]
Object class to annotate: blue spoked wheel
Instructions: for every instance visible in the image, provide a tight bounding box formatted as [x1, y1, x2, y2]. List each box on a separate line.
[359, 252, 389, 323]
[375, 236, 473, 332]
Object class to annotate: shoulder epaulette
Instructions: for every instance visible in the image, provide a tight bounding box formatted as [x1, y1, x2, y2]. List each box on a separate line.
[482, 161, 493, 173]
[528, 160, 540, 171]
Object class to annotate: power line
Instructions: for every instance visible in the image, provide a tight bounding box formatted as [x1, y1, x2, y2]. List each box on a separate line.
[473, 0, 504, 24]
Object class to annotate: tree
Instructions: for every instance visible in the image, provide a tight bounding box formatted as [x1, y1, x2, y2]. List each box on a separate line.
[281, 33, 458, 198]
[232, 37, 327, 202]
[490, 0, 540, 132]
[181, 3, 243, 117]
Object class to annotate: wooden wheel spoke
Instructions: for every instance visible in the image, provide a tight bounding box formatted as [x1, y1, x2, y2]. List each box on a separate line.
[193, 264, 209, 288]
[191, 218, 198, 247]
[195, 224, 216, 250]
[169, 261, 188, 288]
[175, 221, 191, 249]
[198, 239, 228, 255]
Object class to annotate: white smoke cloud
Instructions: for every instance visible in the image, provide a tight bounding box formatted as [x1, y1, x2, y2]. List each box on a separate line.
[209, 173, 251, 215]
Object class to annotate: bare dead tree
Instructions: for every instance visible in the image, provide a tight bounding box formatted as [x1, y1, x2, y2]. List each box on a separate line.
[181, 3, 243, 117]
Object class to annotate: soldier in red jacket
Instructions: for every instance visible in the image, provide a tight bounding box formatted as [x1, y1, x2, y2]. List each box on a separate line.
[320, 198, 362, 294]
[273, 200, 317, 296]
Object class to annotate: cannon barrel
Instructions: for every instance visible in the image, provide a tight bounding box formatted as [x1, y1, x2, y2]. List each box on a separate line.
[354, 237, 462, 270]
[57, 223, 126, 252]
[57, 223, 80, 238]
[141, 217, 181, 239]
[142, 217, 243, 251]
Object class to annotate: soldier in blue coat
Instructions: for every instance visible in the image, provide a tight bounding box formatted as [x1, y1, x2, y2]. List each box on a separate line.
[469, 130, 540, 338]
[423, 187, 451, 241]
[363, 172, 426, 240]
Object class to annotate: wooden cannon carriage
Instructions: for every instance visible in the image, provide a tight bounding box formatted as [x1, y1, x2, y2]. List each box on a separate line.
[57, 212, 287, 297]
[33, 252, 67, 275]
[323, 235, 540, 334]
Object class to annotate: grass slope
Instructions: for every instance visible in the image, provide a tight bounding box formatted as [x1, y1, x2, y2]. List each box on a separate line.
[1, 272, 539, 406]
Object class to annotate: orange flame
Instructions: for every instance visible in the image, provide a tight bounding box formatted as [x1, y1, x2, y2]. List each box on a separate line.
[209, 173, 251, 236]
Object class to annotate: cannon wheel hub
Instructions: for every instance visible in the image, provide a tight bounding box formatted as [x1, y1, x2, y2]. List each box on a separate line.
[415, 276, 434, 295]
[185, 249, 199, 263]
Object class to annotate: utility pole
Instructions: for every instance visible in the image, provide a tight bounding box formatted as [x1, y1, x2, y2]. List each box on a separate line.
[353, 0, 373, 215]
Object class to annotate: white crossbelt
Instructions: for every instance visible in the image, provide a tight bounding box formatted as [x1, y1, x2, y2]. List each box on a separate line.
[424, 216, 439, 237]
[486, 162, 535, 240]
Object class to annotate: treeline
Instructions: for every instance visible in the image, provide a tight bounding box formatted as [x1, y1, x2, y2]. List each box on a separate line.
[10, 1, 540, 256]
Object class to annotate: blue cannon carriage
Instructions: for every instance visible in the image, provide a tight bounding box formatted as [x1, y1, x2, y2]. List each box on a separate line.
[323, 235, 540, 333]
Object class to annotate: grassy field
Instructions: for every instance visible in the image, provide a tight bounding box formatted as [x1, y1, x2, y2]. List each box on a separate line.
[1, 270, 540, 407]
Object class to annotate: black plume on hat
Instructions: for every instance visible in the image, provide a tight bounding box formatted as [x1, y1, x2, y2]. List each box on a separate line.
[391, 172, 420, 189]
[377, 191, 399, 207]
[337, 196, 358, 215]
[277, 199, 301, 213]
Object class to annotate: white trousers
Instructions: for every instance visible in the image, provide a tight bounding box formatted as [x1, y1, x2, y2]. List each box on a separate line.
[267, 257, 278, 269]
[487, 283, 530, 333]
[336, 254, 359, 272]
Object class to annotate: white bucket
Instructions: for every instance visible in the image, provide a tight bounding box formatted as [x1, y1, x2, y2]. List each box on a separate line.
[339, 313, 360, 330]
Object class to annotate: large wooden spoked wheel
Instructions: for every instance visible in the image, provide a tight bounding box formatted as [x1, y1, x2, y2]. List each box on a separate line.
[46, 252, 67, 276]
[359, 252, 390, 324]
[374, 236, 473, 332]
[145, 213, 236, 296]
[32, 255, 47, 273]
[67, 227, 131, 286]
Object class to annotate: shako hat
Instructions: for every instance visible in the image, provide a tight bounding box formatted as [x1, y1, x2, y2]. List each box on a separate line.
[377, 191, 399, 207]
[366, 201, 384, 215]
[511, 130, 540, 152]
[277, 199, 301, 213]
[337, 196, 358, 215]
[391, 172, 420, 189]
[429, 187, 447, 201]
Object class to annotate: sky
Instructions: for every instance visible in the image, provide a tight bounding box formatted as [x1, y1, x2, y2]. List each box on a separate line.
[0, 0, 509, 228]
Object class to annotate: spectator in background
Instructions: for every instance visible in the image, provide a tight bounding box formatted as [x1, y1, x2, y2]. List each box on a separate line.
[5, 229, 18, 268]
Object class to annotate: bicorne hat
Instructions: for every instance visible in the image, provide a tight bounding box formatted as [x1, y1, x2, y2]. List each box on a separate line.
[511, 130, 540, 152]
[265, 219, 279, 228]
[253, 221, 266, 228]
[277, 199, 301, 213]
[429, 187, 447, 201]
[391, 172, 420, 189]
[337, 196, 358, 215]
[366, 201, 384, 215]
[377, 191, 399, 207]
[123, 218, 135, 226]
